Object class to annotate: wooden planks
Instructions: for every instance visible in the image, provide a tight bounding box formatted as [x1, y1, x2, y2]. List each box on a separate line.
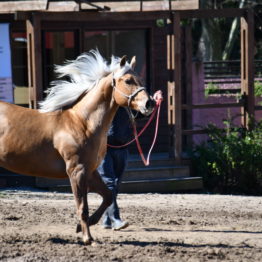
[0, 0, 199, 13]
[26, 13, 43, 108]
[241, 9, 255, 128]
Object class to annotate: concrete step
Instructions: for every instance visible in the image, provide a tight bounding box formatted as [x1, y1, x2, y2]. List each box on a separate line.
[35, 165, 190, 189]
[35, 163, 190, 189]
[0, 173, 35, 188]
[35, 177, 68, 188]
[48, 177, 203, 194]
[35, 154, 190, 189]
[127, 153, 177, 168]
[123, 165, 190, 181]
[119, 177, 203, 193]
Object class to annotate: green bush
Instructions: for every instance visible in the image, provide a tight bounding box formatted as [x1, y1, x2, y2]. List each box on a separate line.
[191, 119, 262, 195]
[254, 80, 262, 97]
[205, 82, 220, 98]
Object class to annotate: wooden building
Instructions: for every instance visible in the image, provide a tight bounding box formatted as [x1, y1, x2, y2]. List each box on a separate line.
[0, 1, 255, 192]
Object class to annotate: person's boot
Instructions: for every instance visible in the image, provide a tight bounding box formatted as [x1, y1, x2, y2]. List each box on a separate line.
[111, 218, 129, 231]
[102, 190, 129, 230]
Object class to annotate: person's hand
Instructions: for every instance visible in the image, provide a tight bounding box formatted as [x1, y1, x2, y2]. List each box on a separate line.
[153, 90, 163, 105]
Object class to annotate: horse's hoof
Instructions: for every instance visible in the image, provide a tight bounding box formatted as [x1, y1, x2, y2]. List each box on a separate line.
[83, 236, 93, 245]
[83, 240, 92, 245]
[76, 223, 82, 233]
[91, 241, 99, 247]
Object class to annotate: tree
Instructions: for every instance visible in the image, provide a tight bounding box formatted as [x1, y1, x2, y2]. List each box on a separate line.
[222, 0, 245, 60]
[196, 0, 260, 61]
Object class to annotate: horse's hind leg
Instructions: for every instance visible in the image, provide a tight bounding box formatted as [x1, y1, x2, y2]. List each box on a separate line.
[69, 172, 93, 245]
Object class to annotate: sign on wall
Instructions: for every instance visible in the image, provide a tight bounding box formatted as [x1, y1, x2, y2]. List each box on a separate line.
[0, 23, 13, 103]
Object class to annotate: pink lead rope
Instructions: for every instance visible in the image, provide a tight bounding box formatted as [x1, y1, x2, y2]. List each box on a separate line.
[108, 91, 163, 166]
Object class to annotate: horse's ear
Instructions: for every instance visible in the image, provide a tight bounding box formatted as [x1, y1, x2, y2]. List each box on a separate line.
[130, 56, 136, 70]
[120, 55, 127, 67]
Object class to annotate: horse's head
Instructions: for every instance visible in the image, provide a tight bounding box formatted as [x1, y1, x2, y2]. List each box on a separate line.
[112, 56, 155, 116]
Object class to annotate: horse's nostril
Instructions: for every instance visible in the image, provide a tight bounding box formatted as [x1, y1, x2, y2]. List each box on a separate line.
[146, 99, 155, 110]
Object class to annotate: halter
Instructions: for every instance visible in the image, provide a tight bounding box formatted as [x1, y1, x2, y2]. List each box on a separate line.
[109, 72, 163, 166]
[112, 73, 146, 107]
[108, 90, 163, 166]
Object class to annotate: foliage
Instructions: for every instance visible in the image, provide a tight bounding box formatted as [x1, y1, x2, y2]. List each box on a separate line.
[205, 82, 220, 97]
[156, 19, 165, 28]
[191, 118, 262, 195]
[193, 0, 262, 61]
[204, 81, 262, 99]
[254, 80, 262, 97]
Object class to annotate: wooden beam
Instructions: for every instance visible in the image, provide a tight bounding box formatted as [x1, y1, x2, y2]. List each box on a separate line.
[182, 102, 243, 110]
[26, 13, 43, 108]
[182, 129, 207, 135]
[0, 13, 15, 21]
[167, 34, 174, 71]
[167, 81, 175, 158]
[168, 81, 175, 124]
[173, 11, 182, 163]
[15, 10, 172, 22]
[184, 25, 192, 134]
[1, 0, 199, 13]
[255, 105, 262, 111]
[13, 8, 248, 23]
[171, 0, 198, 10]
[12, 8, 250, 24]
[179, 8, 246, 19]
[240, 9, 254, 128]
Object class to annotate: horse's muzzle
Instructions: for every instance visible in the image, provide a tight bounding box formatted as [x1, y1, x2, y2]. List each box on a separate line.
[146, 98, 156, 111]
[140, 98, 155, 116]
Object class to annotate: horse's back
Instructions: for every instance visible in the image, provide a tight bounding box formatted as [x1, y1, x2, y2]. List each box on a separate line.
[0, 101, 50, 145]
[0, 101, 67, 178]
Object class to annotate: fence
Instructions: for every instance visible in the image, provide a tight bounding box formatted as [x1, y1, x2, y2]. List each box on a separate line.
[203, 60, 262, 95]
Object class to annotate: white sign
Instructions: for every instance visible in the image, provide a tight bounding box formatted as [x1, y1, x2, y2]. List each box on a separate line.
[0, 23, 13, 103]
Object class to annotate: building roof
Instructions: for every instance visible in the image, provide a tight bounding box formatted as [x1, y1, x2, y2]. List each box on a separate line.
[0, 0, 199, 13]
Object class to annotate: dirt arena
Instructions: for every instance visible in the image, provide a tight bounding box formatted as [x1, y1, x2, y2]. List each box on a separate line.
[0, 189, 261, 262]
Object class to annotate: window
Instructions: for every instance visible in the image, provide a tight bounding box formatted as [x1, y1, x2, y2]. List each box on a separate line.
[11, 32, 29, 105]
[43, 31, 79, 91]
[42, 29, 149, 91]
[11, 32, 28, 87]
[84, 30, 148, 83]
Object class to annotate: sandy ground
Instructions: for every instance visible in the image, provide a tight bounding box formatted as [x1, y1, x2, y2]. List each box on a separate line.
[0, 188, 261, 262]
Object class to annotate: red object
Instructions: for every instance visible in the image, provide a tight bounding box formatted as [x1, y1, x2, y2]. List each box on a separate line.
[108, 91, 163, 166]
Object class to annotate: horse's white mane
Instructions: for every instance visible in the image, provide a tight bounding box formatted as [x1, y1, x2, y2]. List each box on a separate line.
[39, 50, 131, 113]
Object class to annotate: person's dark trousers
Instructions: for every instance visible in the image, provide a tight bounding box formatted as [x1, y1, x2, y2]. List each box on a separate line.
[98, 147, 128, 226]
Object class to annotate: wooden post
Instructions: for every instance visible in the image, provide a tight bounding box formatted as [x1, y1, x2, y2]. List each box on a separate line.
[168, 80, 175, 157]
[173, 12, 182, 163]
[240, 9, 254, 129]
[26, 13, 43, 109]
[184, 24, 193, 147]
[167, 21, 175, 158]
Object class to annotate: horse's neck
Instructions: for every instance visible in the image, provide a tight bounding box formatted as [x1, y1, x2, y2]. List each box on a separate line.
[72, 73, 118, 134]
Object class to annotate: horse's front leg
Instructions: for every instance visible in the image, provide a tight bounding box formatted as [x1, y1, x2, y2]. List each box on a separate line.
[66, 159, 93, 245]
[89, 170, 113, 225]
[76, 170, 112, 233]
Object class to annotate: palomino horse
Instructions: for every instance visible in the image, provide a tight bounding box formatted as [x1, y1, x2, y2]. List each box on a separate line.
[0, 50, 155, 244]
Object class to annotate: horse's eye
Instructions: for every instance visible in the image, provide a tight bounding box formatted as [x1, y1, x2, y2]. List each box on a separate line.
[125, 79, 132, 85]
